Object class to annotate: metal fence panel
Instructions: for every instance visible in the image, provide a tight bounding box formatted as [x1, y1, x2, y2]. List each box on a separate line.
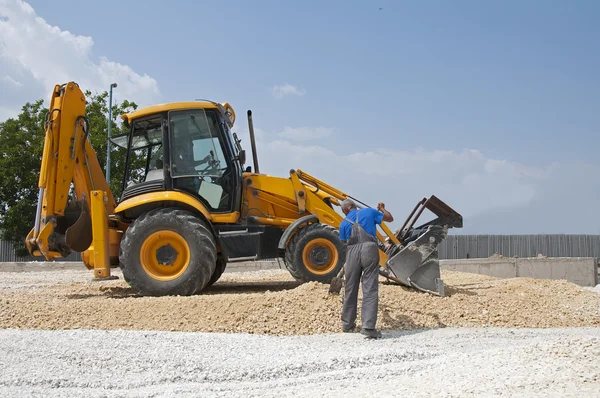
[0, 240, 81, 262]
[1, 234, 599, 262]
[437, 234, 600, 259]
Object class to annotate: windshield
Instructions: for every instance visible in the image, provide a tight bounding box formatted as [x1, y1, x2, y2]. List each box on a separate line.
[111, 117, 162, 150]
[169, 109, 227, 178]
[122, 116, 164, 187]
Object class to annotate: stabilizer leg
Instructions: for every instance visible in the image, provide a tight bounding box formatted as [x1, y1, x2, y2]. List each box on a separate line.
[89, 190, 118, 281]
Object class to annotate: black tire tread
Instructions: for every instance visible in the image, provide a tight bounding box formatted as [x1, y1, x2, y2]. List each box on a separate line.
[206, 258, 227, 288]
[283, 222, 345, 283]
[119, 208, 217, 296]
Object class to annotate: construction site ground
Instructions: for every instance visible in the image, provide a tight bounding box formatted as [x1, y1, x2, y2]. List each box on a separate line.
[1, 264, 599, 396]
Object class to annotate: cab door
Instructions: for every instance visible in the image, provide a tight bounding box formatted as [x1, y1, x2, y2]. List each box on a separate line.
[167, 108, 241, 215]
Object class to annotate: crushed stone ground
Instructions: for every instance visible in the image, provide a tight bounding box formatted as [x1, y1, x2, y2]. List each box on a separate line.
[0, 327, 598, 397]
[1, 268, 599, 334]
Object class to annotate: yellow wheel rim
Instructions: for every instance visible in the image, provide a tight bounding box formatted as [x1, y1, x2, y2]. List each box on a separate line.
[302, 238, 338, 275]
[140, 230, 190, 281]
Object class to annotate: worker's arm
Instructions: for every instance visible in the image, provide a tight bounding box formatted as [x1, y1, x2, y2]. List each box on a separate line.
[377, 202, 394, 222]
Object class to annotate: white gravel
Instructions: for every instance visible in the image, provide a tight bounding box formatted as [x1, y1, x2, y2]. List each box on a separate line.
[1, 327, 598, 397]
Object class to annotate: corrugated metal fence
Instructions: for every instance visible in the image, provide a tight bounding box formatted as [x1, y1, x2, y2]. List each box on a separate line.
[438, 234, 600, 259]
[1, 235, 599, 262]
[0, 240, 82, 262]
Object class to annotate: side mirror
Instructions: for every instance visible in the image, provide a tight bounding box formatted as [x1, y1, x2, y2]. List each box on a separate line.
[237, 149, 246, 165]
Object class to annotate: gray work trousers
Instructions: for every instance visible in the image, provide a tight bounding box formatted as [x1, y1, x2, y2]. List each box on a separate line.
[341, 241, 379, 330]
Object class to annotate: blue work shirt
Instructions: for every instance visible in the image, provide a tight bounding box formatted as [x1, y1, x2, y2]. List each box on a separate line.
[339, 208, 384, 241]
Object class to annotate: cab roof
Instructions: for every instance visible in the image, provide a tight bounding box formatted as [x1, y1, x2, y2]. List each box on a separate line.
[121, 101, 226, 124]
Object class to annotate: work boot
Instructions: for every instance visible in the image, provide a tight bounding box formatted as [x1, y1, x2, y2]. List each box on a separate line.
[360, 328, 382, 339]
[342, 324, 357, 333]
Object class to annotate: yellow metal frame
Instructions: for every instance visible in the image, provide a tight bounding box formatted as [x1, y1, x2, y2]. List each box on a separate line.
[121, 101, 236, 127]
[241, 169, 402, 269]
[114, 191, 240, 224]
[89, 190, 111, 278]
[26, 82, 116, 261]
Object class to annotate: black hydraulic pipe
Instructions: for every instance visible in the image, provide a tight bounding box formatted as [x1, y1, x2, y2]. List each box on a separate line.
[247, 110, 259, 173]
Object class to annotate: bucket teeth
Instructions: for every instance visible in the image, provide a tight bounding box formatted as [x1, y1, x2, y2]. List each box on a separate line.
[385, 225, 448, 296]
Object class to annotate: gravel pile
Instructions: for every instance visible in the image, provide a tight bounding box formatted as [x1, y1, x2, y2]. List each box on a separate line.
[1, 268, 599, 334]
[0, 327, 598, 397]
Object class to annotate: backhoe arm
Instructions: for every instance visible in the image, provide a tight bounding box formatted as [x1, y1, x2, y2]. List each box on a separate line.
[26, 82, 116, 260]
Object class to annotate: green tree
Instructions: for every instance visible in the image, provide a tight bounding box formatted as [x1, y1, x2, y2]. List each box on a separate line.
[82, 90, 138, 197]
[0, 90, 137, 257]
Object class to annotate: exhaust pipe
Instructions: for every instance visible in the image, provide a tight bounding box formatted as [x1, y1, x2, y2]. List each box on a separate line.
[247, 110, 259, 173]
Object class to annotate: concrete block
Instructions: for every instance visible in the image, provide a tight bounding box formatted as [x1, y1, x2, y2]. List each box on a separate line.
[516, 257, 598, 287]
[441, 258, 517, 279]
[440, 257, 599, 287]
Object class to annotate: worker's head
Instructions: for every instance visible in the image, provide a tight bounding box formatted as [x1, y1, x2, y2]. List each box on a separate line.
[340, 198, 356, 215]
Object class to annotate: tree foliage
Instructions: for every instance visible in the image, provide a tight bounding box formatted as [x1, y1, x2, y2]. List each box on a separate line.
[0, 90, 137, 257]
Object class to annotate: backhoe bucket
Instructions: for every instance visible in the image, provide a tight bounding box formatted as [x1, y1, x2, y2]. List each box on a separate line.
[64, 199, 93, 253]
[382, 195, 463, 296]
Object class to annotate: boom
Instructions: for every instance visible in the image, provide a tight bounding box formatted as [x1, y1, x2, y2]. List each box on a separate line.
[25, 82, 115, 268]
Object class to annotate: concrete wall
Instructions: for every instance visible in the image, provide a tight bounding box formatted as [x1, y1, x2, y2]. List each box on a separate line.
[2, 257, 598, 287]
[440, 257, 599, 287]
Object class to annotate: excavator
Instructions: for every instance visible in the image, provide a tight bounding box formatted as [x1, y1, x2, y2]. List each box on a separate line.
[25, 81, 463, 297]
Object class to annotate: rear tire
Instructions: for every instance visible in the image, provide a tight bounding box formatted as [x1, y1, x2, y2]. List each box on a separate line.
[284, 223, 345, 283]
[206, 258, 226, 288]
[119, 208, 217, 296]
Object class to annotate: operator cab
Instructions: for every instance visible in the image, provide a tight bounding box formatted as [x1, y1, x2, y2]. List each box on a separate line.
[111, 102, 246, 214]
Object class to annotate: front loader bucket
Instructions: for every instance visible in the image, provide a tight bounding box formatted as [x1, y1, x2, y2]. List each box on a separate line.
[385, 225, 447, 296]
[381, 195, 462, 297]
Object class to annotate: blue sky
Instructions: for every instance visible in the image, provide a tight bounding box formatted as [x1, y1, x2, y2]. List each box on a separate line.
[1, 0, 599, 234]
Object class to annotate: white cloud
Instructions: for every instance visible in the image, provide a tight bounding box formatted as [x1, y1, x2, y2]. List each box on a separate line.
[230, 120, 599, 234]
[2, 75, 22, 87]
[256, 140, 542, 219]
[0, 0, 161, 120]
[272, 84, 306, 99]
[278, 126, 334, 141]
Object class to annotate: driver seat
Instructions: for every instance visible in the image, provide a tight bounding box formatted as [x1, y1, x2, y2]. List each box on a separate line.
[145, 159, 164, 181]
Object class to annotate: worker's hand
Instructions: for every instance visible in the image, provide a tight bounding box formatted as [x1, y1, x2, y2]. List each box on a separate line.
[378, 202, 394, 222]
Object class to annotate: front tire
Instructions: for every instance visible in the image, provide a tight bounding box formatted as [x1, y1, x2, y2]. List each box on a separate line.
[119, 208, 217, 296]
[284, 223, 345, 283]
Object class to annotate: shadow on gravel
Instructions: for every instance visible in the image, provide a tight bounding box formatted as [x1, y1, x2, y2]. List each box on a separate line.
[381, 329, 437, 339]
[203, 281, 302, 295]
[66, 286, 139, 300]
[379, 302, 448, 330]
[65, 281, 302, 300]
[382, 279, 481, 297]
[444, 285, 478, 296]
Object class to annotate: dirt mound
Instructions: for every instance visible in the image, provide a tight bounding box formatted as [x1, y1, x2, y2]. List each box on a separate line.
[0, 269, 599, 335]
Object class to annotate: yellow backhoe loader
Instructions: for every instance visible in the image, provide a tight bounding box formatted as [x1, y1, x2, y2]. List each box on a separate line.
[25, 82, 463, 297]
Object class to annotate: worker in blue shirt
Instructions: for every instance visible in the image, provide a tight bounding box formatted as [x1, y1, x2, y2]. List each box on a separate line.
[338, 198, 394, 339]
